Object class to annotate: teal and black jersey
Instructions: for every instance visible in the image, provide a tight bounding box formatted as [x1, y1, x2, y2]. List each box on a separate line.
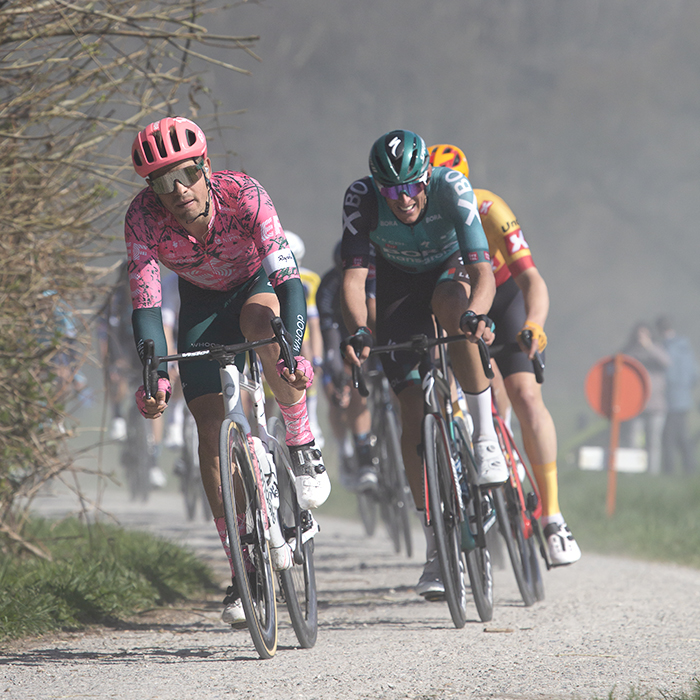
[341, 166, 491, 273]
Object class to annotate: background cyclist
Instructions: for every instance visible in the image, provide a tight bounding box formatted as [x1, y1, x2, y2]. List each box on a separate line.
[429, 143, 580, 566]
[317, 242, 379, 492]
[125, 117, 330, 628]
[340, 129, 507, 600]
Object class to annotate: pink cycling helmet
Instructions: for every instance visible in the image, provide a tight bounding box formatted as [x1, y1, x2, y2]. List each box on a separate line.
[131, 117, 207, 178]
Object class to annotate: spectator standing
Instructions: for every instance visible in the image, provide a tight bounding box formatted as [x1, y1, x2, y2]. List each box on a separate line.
[656, 315, 698, 475]
[621, 322, 670, 475]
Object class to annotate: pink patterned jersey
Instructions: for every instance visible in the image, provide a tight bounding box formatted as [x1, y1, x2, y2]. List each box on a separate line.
[124, 171, 299, 309]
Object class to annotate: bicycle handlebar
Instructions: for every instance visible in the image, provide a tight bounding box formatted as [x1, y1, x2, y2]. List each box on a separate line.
[142, 316, 297, 400]
[519, 329, 545, 384]
[351, 333, 494, 398]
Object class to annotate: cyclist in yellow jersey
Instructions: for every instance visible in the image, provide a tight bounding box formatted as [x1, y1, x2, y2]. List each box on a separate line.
[429, 144, 581, 566]
[285, 231, 325, 448]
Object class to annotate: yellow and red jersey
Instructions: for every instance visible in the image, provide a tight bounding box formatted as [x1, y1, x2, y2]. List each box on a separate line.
[475, 189, 535, 287]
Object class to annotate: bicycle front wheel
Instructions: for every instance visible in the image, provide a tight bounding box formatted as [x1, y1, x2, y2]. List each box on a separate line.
[378, 405, 414, 558]
[268, 417, 318, 649]
[219, 418, 277, 659]
[181, 413, 202, 521]
[493, 484, 537, 607]
[121, 403, 152, 503]
[423, 413, 467, 629]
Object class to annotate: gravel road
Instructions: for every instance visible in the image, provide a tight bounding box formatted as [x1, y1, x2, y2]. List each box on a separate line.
[3, 487, 700, 700]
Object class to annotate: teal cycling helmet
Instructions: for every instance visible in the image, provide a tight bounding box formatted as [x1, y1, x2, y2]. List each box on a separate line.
[369, 130, 430, 187]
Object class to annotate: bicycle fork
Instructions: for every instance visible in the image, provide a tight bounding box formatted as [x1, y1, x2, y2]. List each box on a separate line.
[219, 363, 288, 561]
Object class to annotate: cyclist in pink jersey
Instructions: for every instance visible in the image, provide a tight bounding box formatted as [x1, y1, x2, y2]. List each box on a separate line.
[125, 117, 330, 628]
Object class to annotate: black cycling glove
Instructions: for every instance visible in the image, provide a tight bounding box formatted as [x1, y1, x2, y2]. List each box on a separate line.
[459, 310, 496, 335]
[340, 326, 374, 360]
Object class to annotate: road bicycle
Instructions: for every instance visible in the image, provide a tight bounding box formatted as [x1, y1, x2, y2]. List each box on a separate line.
[363, 366, 414, 557]
[491, 328, 548, 606]
[143, 317, 318, 658]
[173, 409, 209, 521]
[354, 330, 498, 626]
[120, 386, 157, 502]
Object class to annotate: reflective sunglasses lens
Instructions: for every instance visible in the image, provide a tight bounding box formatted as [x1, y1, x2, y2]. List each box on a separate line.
[149, 164, 202, 194]
[380, 182, 425, 199]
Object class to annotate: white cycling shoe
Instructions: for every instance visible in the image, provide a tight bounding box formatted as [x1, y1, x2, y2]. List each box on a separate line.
[221, 582, 247, 629]
[270, 542, 294, 571]
[415, 557, 445, 601]
[544, 521, 581, 566]
[473, 437, 508, 485]
[290, 444, 331, 509]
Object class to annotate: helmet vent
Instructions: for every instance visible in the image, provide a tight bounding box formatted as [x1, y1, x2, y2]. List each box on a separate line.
[168, 125, 181, 153]
[142, 141, 154, 163]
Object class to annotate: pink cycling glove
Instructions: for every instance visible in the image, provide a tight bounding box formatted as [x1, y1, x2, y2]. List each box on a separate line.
[135, 377, 172, 417]
[276, 356, 314, 386]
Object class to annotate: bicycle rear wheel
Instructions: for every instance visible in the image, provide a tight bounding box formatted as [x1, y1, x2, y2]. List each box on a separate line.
[493, 484, 537, 607]
[219, 417, 277, 659]
[423, 413, 467, 629]
[268, 417, 318, 649]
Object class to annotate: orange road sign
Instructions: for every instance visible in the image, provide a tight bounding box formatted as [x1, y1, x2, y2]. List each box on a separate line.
[585, 354, 650, 516]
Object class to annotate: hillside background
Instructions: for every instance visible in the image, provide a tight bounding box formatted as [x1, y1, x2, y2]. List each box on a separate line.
[113, 0, 700, 442]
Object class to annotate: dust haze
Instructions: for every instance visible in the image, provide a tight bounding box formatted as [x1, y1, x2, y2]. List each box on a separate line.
[199, 0, 700, 426]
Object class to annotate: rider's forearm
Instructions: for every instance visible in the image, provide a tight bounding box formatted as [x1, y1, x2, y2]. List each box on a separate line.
[341, 269, 369, 333]
[464, 262, 496, 316]
[514, 267, 549, 328]
[132, 307, 169, 378]
[275, 278, 307, 356]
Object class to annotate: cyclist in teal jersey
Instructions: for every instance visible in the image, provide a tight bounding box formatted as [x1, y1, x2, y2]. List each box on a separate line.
[341, 129, 507, 600]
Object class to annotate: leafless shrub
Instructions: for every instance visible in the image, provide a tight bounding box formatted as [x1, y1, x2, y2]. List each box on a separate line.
[0, 0, 259, 554]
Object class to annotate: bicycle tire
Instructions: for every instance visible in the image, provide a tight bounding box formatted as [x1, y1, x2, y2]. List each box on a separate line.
[528, 534, 545, 602]
[493, 484, 537, 607]
[382, 404, 414, 558]
[423, 413, 467, 628]
[357, 491, 378, 536]
[375, 421, 401, 554]
[219, 417, 277, 659]
[181, 413, 201, 521]
[455, 417, 494, 622]
[121, 403, 152, 503]
[268, 417, 318, 648]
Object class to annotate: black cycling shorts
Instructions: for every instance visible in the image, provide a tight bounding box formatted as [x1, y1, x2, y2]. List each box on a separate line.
[488, 276, 544, 378]
[177, 268, 274, 403]
[375, 251, 469, 395]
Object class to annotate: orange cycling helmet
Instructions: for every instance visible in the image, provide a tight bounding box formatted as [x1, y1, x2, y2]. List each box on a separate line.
[132, 117, 207, 178]
[428, 144, 469, 178]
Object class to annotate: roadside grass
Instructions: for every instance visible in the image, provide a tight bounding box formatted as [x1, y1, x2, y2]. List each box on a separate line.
[0, 517, 218, 642]
[592, 679, 700, 700]
[558, 469, 700, 569]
